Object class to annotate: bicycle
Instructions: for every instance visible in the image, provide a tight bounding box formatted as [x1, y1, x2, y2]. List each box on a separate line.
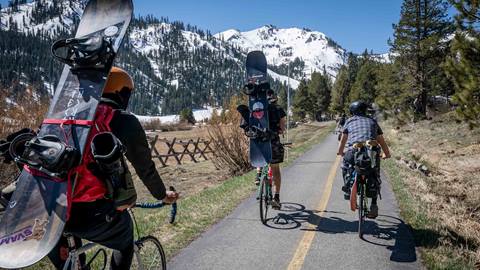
[0, 185, 177, 270]
[347, 141, 381, 238]
[256, 142, 292, 225]
[62, 196, 177, 270]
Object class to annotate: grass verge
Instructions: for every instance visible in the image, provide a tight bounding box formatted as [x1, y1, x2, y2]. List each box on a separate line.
[382, 115, 479, 270]
[383, 160, 476, 270]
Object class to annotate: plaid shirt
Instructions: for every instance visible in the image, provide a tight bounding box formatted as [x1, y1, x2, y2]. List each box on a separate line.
[342, 115, 383, 148]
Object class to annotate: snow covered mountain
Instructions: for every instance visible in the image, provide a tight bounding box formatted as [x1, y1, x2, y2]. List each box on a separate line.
[0, 0, 85, 35]
[215, 25, 347, 79]
[1, 0, 349, 116]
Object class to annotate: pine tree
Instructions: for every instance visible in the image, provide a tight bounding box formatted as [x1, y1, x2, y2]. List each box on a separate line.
[329, 53, 359, 114]
[375, 62, 414, 122]
[293, 80, 311, 121]
[308, 68, 332, 121]
[391, 0, 454, 119]
[277, 84, 288, 112]
[180, 108, 196, 124]
[349, 51, 378, 104]
[445, 0, 480, 127]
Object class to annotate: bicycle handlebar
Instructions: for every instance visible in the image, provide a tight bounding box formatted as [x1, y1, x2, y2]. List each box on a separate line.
[134, 186, 178, 224]
[135, 201, 177, 224]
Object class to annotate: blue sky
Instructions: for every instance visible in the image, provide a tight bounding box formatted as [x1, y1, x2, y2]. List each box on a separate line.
[1, 0, 407, 53]
[135, 0, 404, 53]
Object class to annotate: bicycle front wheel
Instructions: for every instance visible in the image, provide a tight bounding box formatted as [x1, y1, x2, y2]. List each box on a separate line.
[131, 236, 166, 270]
[259, 178, 269, 224]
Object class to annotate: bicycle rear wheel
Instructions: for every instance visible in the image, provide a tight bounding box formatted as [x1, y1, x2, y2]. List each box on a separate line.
[131, 236, 166, 270]
[259, 178, 269, 224]
[358, 184, 365, 239]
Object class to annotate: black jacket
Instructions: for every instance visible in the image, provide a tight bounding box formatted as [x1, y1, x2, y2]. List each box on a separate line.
[268, 103, 286, 134]
[103, 99, 166, 200]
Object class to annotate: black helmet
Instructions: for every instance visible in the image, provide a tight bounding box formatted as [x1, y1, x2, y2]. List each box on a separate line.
[267, 89, 277, 103]
[349, 101, 368, 116]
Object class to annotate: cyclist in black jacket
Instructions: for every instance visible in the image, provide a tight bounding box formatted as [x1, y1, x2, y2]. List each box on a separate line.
[0, 67, 178, 270]
[266, 89, 286, 210]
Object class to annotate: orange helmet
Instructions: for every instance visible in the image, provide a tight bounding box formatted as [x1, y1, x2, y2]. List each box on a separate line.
[103, 67, 134, 94]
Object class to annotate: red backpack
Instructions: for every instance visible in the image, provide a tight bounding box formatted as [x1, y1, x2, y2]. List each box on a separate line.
[68, 103, 118, 204]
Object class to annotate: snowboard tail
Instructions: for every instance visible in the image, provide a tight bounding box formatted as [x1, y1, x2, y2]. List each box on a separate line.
[0, 0, 133, 268]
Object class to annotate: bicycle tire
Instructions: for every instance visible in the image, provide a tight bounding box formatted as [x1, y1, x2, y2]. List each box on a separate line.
[259, 178, 269, 225]
[131, 236, 166, 270]
[358, 184, 365, 239]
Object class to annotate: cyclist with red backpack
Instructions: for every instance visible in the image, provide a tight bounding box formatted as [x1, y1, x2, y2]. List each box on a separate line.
[1, 67, 178, 270]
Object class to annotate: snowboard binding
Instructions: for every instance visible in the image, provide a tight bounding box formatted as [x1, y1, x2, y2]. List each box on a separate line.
[245, 125, 272, 141]
[9, 133, 80, 178]
[91, 132, 137, 208]
[51, 34, 115, 71]
[242, 81, 270, 96]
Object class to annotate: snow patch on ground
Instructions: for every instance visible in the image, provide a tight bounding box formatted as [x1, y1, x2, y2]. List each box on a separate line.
[5, 97, 17, 106]
[268, 69, 300, 90]
[135, 107, 221, 124]
[170, 79, 179, 89]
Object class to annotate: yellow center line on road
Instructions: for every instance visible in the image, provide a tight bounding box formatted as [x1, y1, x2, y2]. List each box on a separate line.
[287, 156, 341, 270]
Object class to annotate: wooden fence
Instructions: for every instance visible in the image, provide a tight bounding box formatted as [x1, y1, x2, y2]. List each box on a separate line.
[149, 136, 215, 167]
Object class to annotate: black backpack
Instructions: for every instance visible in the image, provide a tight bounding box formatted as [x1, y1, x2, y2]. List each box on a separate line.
[354, 148, 374, 175]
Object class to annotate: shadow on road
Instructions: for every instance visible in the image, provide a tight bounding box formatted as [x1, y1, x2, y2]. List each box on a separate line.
[265, 202, 417, 263]
[314, 214, 417, 263]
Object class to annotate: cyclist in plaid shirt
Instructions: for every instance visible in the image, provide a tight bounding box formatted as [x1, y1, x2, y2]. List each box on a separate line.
[337, 101, 391, 218]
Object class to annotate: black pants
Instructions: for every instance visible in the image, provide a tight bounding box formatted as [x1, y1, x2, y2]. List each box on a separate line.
[48, 200, 134, 270]
[342, 149, 381, 202]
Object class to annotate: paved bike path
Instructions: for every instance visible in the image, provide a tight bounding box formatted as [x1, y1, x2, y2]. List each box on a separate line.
[168, 134, 421, 270]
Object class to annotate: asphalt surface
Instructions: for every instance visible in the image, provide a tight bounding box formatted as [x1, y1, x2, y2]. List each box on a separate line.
[168, 134, 422, 270]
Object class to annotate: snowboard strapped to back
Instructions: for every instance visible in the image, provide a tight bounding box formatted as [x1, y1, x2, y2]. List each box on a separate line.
[244, 51, 272, 167]
[0, 0, 133, 268]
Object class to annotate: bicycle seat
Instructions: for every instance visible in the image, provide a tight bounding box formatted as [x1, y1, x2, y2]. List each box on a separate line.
[353, 142, 365, 149]
[353, 140, 378, 149]
[366, 140, 378, 147]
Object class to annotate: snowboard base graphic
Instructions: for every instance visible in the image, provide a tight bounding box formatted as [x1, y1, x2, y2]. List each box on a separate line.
[246, 51, 272, 168]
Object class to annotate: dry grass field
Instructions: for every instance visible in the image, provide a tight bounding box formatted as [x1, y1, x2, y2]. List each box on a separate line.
[382, 113, 480, 269]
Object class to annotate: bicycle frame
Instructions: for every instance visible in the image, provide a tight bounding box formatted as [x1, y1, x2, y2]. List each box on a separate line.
[60, 200, 177, 270]
[62, 239, 105, 270]
[256, 165, 272, 200]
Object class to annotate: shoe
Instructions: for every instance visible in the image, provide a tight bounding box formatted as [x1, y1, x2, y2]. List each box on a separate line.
[271, 194, 281, 210]
[341, 184, 350, 193]
[342, 185, 351, 200]
[367, 204, 378, 219]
